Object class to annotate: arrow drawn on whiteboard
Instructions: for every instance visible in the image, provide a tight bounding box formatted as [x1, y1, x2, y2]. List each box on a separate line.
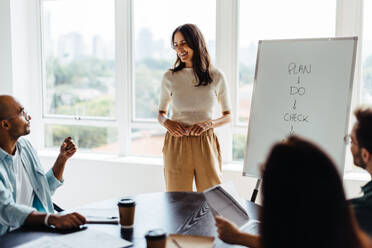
[292, 100, 297, 110]
[297, 76, 301, 84]
[290, 125, 294, 135]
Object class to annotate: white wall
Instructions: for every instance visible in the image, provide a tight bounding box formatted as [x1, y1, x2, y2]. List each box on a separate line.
[0, 0, 39, 105]
[0, 0, 13, 94]
[39, 155, 368, 209]
[10, 0, 39, 109]
[6, 0, 44, 148]
[40, 156, 167, 209]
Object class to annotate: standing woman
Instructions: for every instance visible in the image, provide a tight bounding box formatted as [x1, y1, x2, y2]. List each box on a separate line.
[158, 24, 232, 192]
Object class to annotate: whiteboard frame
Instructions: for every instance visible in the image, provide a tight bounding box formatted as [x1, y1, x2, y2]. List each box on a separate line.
[242, 36, 358, 178]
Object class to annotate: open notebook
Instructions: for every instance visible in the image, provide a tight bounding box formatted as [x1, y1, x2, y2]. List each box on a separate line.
[203, 182, 249, 228]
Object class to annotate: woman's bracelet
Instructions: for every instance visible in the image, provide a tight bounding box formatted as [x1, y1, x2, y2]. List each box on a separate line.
[208, 120, 214, 129]
[160, 115, 168, 125]
[44, 213, 51, 226]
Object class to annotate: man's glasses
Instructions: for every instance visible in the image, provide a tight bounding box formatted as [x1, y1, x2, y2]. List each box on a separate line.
[344, 134, 358, 146]
[1, 109, 31, 121]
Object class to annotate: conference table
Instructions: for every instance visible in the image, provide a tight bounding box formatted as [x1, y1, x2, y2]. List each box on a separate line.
[0, 192, 261, 247]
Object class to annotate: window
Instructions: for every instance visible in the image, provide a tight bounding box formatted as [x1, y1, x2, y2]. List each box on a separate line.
[361, 0, 372, 104]
[130, 127, 165, 156]
[233, 0, 336, 161]
[133, 0, 216, 120]
[40, 0, 216, 157]
[41, 0, 117, 153]
[34, 0, 365, 170]
[45, 124, 118, 152]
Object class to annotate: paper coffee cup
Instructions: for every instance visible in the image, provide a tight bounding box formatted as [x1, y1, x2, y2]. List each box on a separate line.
[118, 198, 136, 229]
[145, 229, 167, 248]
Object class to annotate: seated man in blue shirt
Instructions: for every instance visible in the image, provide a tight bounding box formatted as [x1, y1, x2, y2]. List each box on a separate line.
[350, 106, 372, 236]
[0, 95, 86, 235]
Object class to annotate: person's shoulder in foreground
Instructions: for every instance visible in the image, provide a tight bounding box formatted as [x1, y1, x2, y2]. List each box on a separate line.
[215, 135, 372, 248]
[349, 105, 372, 236]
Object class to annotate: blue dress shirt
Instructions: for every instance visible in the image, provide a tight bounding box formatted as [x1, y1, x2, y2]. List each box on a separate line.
[0, 137, 63, 235]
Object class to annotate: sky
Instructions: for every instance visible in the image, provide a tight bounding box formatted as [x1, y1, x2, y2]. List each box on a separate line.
[43, 0, 336, 47]
[43, 0, 372, 65]
[43, 0, 216, 48]
[43, 0, 115, 41]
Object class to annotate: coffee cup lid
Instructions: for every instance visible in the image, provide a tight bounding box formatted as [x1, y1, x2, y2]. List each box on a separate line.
[144, 229, 167, 240]
[118, 198, 136, 207]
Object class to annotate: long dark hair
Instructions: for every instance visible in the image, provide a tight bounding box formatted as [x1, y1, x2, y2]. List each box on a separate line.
[261, 136, 361, 248]
[170, 24, 212, 86]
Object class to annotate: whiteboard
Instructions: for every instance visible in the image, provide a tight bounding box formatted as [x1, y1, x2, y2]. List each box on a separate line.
[243, 37, 358, 178]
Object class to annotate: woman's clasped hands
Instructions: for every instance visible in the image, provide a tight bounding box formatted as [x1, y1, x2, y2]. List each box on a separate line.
[164, 119, 212, 137]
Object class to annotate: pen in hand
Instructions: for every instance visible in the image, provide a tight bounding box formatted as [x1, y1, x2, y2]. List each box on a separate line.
[85, 216, 119, 224]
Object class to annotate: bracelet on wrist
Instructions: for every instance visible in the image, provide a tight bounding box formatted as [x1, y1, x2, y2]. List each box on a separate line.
[160, 115, 167, 125]
[44, 213, 51, 227]
[208, 121, 213, 128]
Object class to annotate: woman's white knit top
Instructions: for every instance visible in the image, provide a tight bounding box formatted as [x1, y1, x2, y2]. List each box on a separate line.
[159, 66, 232, 125]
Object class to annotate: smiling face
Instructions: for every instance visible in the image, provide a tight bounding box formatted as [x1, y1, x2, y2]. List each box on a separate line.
[173, 31, 194, 68]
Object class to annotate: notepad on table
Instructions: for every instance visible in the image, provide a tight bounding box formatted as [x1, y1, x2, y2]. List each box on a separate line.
[166, 234, 214, 248]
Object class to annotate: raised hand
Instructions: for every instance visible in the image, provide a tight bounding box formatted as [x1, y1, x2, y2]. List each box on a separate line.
[59, 137, 77, 160]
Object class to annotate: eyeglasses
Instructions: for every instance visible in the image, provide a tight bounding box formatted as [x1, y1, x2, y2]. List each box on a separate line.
[344, 134, 358, 146]
[173, 41, 189, 50]
[1, 109, 31, 121]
